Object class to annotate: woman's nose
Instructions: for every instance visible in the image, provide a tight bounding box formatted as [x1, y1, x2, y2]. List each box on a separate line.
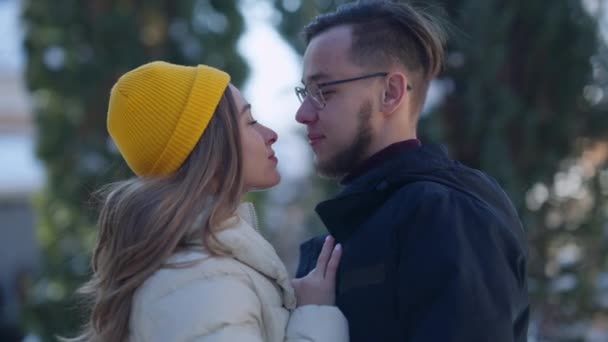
[263, 124, 278, 145]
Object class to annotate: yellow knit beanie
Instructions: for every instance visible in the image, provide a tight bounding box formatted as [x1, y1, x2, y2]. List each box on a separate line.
[107, 61, 230, 177]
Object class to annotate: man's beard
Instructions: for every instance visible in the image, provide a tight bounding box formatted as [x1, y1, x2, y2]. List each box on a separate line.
[315, 100, 373, 180]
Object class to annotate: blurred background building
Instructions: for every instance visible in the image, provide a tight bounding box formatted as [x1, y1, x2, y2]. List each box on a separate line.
[0, 0, 42, 338]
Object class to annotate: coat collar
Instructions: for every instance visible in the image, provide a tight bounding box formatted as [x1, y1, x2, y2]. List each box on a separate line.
[174, 202, 296, 310]
[216, 202, 296, 309]
[316, 144, 453, 242]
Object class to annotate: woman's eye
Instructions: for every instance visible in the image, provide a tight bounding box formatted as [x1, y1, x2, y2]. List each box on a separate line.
[248, 120, 258, 125]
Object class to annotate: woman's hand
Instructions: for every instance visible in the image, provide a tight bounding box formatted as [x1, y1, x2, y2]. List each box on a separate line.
[292, 235, 342, 306]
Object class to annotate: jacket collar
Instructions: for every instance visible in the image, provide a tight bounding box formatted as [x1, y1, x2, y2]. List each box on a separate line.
[316, 144, 453, 241]
[340, 139, 422, 185]
[219, 202, 296, 309]
[176, 202, 296, 310]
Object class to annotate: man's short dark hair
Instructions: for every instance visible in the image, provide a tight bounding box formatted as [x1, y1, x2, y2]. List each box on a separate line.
[303, 0, 448, 113]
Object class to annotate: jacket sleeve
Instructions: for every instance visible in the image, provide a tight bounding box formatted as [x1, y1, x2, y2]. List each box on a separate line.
[285, 304, 349, 342]
[395, 187, 526, 341]
[137, 272, 265, 342]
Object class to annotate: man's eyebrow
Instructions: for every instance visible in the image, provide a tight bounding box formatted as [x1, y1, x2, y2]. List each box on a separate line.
[240, 104, 251, 115]
[301, 72, 331, 84]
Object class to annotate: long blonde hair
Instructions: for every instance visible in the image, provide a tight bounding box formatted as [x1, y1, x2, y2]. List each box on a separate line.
[69, 87, 243, 342]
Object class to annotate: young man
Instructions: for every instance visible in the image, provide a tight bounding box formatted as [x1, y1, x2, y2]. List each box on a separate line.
[294, 1, 529, 341]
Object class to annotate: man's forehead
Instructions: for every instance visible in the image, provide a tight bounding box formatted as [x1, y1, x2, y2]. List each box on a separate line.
[301, 26, 354, 83]
[301, 70, 332, 84]
[301, 58, 362, 85]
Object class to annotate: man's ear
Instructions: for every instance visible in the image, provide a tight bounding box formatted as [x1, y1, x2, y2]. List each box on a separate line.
[380, 72, 408, 116]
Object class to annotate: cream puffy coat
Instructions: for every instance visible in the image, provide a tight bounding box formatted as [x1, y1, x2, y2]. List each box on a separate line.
[129, 203, 348, 342]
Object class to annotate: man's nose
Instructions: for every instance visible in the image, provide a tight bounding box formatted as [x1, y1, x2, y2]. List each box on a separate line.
[295, 100, 318, 125]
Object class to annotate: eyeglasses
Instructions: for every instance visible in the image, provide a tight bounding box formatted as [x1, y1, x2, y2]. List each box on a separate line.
[295, 72, 412, 109]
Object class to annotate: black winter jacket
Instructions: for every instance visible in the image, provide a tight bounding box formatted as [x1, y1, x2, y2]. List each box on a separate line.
[296, 144, 529, 342]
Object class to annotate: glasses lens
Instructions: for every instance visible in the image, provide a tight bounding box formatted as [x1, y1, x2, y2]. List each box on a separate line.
[296, 84, 325, 109]
[307, 84, 324, 109]
[311, 90, 324, 109]
[295, 87, 307, 103]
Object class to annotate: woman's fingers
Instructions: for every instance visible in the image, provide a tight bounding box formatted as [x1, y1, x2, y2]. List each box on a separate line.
[314, 235, 335, 276]
[324, 243, 342, 282]
[292, 237, 342, 306]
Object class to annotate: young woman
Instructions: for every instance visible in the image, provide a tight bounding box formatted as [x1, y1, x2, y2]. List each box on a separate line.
[71, 61, 348, 341]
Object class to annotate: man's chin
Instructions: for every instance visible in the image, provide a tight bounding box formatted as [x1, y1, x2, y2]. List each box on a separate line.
[314, 157, 348, 180]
